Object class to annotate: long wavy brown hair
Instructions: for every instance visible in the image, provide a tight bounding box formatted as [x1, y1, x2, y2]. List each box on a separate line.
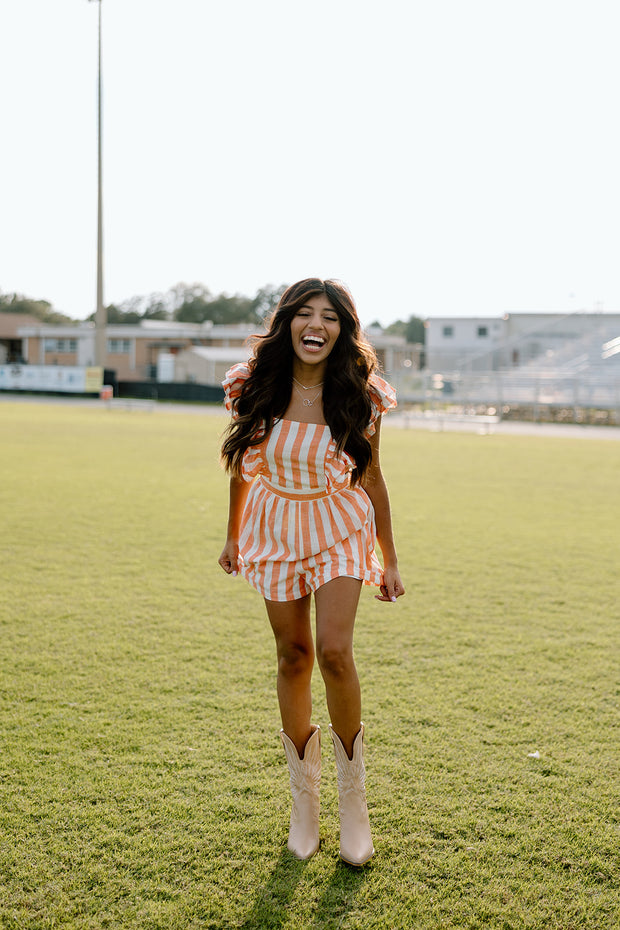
[221, 278, 378, 485]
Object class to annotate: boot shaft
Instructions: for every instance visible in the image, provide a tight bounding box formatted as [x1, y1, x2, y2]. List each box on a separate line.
[329, 723, 374, 866]
[280, 725, 321, 860]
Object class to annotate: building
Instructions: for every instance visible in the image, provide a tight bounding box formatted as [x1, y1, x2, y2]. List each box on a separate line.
[426, 312, 620, 373]
[365, 327, 423, 380]
[14, 319, 422, 386]
[16, 320, 258, 382]
[171, 346, 250, 386]
[0, 313, 40, 364]
[425, 317, 504, 372]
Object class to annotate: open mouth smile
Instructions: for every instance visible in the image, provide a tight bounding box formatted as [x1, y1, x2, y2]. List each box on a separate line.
[301, 335, 326, 351]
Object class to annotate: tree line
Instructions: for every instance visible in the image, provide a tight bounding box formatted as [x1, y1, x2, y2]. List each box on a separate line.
[96, 282, 291, 326]
[0, 293, 73, 325]
[1, 285, 425, 343]
[0, 283, 287, 327]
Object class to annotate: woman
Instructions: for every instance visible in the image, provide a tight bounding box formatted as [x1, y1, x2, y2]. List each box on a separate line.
[219, 278, 404, 865]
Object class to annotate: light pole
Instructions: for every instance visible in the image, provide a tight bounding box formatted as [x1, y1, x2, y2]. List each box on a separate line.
[89, 0, 106, 370]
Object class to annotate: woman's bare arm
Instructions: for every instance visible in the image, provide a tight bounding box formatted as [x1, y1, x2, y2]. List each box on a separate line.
[361, 417, 405, 602]
[218, 476, 251, 575]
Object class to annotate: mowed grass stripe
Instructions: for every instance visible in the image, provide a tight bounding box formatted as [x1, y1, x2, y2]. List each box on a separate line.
[0, 402, 617, 929]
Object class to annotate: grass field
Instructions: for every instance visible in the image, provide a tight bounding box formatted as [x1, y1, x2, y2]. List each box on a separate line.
[0, 401, 618, 929]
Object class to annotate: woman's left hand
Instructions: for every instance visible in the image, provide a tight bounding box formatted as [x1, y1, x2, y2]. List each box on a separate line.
[375, 567, 405, 603]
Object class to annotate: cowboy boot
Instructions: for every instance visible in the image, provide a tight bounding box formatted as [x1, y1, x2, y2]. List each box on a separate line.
[280, 725, 321, 859]
[329, 723, 374, 866]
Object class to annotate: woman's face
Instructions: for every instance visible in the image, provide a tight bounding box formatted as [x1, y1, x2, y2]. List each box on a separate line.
[289, 294, 341, 368]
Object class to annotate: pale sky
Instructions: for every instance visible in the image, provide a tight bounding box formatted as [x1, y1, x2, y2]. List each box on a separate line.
[2, 0, 620, 327]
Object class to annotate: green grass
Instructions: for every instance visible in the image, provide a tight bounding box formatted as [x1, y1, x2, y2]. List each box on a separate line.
[0, 401, 618, 929]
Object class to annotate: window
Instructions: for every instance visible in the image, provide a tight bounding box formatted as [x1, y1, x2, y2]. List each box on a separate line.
[442, 326, 454, 338]
[44, 338, 77, 353]
[477, 326, 488, 337]
[107, 339, 131, 354]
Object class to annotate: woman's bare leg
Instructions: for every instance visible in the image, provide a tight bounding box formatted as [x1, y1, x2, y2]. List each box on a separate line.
[314, 577, 363, 759]
[264, 594, 315, 758]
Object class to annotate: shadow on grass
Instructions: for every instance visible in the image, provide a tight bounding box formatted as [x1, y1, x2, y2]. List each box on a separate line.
[238, 847, 370, 929]
[238, 848, 309, 929]
[309, 858, 370, 928]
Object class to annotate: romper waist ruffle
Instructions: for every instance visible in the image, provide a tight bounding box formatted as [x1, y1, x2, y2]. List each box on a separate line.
[239, 471, 377, 564]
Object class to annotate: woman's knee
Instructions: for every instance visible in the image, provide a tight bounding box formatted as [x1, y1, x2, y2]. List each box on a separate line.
[277, 641, 314, 679]
[316, 641, 354, 680]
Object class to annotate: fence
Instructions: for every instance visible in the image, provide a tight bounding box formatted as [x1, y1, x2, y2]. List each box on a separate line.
[117, 380, 225, 403]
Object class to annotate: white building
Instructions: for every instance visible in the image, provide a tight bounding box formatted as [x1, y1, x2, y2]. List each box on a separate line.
[425, 317, 504, 372]
[426, 312, 620, 373]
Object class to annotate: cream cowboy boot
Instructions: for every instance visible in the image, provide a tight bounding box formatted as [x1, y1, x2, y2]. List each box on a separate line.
[280, 725, 321, 859]
[329, 723, 374, 866]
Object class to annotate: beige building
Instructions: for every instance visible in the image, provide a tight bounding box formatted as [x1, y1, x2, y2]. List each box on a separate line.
[0, 313, 40, 364]
[15, 319, 422, 385]
[17, 320, 257, 382]
[172, 346, 250, 385]
[365, 327, 423, 381]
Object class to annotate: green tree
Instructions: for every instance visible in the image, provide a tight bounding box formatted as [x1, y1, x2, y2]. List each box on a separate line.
[141, 300, 169, 321]
[384, 315, 425, 344]
[169, 284, 211, 322]
[0, 292, 73, 324]
[405, 315, 425, 344]
[90, 304, 142, 324]
[86, 292, 172, 323]
[383, 319, 406, 337]
[173, 283, 261, 325]
[250, 283, 287, 320]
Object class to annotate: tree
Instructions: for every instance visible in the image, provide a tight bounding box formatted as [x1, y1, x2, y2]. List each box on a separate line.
[384, 314, 425, 344]
[0, 292, 73, 324]
[141, 299, 169, 321]
[175, 292, 256, 325]
[2, 281, 290, 329]
[250, 283, 288, 320]
[383, 319, 406, 337]
[405, 315, 425, 344]
[100, 304, 142, 324]
[169, 284, 211, 322]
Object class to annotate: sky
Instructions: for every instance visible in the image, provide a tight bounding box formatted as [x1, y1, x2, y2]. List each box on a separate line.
[2, 0, 620, 328]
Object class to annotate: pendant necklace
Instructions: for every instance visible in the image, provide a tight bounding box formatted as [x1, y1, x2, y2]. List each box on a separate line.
[293, 377, 323, 408]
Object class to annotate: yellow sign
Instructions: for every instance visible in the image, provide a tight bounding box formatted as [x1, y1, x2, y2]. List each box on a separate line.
[84, 367, 104, 392]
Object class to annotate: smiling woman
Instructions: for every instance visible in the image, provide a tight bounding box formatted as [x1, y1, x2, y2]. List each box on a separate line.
[290, 294, 341, 363]
[218, 278, 404, 867]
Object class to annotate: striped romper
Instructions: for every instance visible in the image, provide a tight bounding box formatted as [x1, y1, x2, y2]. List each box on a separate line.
[223, 363, 396, 603]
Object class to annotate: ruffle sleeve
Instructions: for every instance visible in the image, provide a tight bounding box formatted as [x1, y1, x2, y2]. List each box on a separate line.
[366, 373, 397, 437]
[222, 362, 251, 419]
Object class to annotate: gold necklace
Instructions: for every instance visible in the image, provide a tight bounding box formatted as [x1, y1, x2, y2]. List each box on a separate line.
[293, 377, 324, 391]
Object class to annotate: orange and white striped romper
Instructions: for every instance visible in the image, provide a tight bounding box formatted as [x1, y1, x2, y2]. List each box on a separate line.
[223, 363, 396, 602]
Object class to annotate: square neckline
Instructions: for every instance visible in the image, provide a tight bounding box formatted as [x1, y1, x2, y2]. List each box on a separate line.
[275, 417, 330, 428]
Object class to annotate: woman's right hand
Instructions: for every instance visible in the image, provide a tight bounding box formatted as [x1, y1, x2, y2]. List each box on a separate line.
[218, 539, 239, 576]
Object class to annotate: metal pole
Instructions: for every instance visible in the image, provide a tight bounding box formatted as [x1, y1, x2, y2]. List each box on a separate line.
[91, 0, 106, 370]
